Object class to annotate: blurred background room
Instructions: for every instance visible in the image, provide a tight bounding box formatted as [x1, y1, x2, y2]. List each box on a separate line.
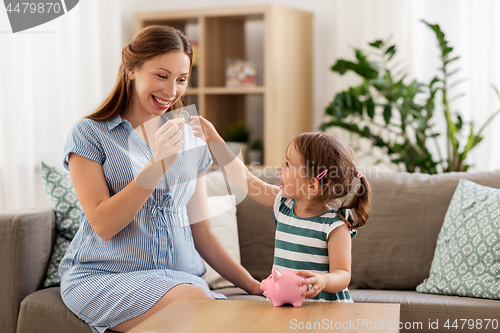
[1, 0, 499, 212]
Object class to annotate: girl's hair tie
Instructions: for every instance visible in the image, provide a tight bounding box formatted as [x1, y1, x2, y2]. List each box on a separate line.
[315, 169, 328, 180]
[356, 171, 363, 179]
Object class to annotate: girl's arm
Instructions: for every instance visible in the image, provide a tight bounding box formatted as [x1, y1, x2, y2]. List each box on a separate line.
[69, 118, 185, 241]
[192, 116, 279, 209]
[297, 224, 352, 298]
[188, 173, 263, 295]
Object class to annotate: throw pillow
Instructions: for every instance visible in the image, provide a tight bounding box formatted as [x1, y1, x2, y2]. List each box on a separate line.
[41, 162, 82, 287]
[416, 178, 500, 299]
[201, 194, 240, 289]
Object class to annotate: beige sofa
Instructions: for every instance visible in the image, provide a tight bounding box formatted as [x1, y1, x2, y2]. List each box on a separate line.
[2, 169, 500, 333]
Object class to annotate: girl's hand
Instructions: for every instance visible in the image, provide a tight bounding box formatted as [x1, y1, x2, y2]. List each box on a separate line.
[191, 115, 222, 143]
[152, 118, 185, 165]
[297, 270, 328, 299]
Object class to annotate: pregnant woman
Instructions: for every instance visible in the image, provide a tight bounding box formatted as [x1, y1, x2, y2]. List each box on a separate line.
[59, 25, 262, 333]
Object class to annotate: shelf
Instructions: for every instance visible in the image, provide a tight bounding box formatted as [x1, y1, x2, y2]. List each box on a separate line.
[205, 86, 265, 94]
[185, 88, 200, 95]
[186, 87, 265, 95]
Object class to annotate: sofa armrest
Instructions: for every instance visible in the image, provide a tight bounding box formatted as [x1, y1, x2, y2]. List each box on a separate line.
[0, 208, 56, 333]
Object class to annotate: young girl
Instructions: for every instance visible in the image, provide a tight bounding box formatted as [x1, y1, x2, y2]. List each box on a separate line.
[192, 116, 371, 302]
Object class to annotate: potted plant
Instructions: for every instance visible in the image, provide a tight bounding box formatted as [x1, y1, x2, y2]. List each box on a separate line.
[226, 122, 250, 162]
[320, 20, 500, 174]
[247, 138, 263, 165]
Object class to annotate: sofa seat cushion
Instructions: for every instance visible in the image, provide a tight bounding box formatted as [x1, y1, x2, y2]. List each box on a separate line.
[18, 286, 265, 333]
[350, 289, 500, 332]
[214, 286, 267, 301]
[17, 287, 91, 333]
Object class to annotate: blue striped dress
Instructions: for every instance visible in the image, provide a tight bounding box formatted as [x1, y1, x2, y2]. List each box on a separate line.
[59, 114, 226, 333]
[273, 190, 356, 302]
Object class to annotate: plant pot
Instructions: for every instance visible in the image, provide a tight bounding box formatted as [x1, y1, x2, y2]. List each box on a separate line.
[227, 142, 249, 163]
[247, 149, 263, 165]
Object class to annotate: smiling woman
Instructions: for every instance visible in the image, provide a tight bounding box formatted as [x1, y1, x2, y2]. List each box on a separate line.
[58, 25, 262, 333]
[85, 25, 192, 124]
[122, 51, 190, 128]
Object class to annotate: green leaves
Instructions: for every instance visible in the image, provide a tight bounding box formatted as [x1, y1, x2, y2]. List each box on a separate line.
[365, 97, 375, 119]
[369, 40, 384, 48]
[383, 105, 392, 124]
[331, 49, 379, 79]
[322, 33, 438, 173]
[322, 20, 500, 174]
[422, 20, 500, 172]
[385, 45, 396, 60]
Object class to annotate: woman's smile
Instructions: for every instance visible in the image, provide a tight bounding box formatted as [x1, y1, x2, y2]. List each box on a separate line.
[151, 94, 172, 109]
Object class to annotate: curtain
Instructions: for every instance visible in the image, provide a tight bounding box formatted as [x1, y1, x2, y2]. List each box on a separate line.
[0, 0, 122, 211]
[327, 0, 500, 172]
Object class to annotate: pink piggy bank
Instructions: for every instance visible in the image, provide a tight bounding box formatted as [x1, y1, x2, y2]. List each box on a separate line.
[260, 267, 307, 307]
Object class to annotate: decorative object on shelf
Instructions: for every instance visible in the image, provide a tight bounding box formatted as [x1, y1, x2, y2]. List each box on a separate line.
[191, 40, 199, 66]
[320, 20, 500, 174]
[227, 121, 250, 163]
[247, 138, 263, 165]
[225, 59, 257, 87]
[260, 267, 307, 307]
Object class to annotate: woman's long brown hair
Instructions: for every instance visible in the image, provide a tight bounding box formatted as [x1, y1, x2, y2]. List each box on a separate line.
[291, 132, 372, 229]
[86, 25, 193, 121]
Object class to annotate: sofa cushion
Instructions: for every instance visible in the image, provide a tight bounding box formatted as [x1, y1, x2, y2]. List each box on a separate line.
[40, 162, 82, 287]
[350, 170, 500, 290]
[17, 288, 91, 333]
[236, 196, 276, 282]
[416, 179, 500, 299]
[351, 289, 500, 333]
[201, 194, 240, 289]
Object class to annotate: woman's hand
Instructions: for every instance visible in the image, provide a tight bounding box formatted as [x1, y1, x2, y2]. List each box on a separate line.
[191, 115, 222, 143]
[152, 118, 185, 167]
[244, 279, 264, 296]
[297, 270, 328, 299]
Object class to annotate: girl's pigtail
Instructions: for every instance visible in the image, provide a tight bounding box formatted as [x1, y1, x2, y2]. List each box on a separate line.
[338, 175, 371, 229]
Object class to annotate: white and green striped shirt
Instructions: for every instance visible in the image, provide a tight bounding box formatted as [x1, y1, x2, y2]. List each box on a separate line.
[273, 190, 356, 302]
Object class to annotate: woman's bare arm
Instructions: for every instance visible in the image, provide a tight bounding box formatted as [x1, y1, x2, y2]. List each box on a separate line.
[187, 173, 263, 295]
[68, 153, 163, 241]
